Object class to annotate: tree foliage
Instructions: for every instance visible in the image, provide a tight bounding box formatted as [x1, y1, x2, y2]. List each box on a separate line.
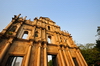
[78, 43, 100, 66]
[96, 40, 100, 50]
[48, 60, 53, 66]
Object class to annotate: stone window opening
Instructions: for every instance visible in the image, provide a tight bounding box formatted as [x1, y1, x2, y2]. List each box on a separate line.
[7, 26, 17, 35]
[48, 36, 51, 43]
[6, 56, 23, 66]
[22, 31, 28, 39]
[72, 57, 79, 66]
[48, 55, 58, 66]
[48, 26, 50, 30]
[35, 31, 38, 37]
[9, 26, 17, 32]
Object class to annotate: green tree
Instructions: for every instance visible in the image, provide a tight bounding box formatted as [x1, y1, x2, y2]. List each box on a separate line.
[78, 43, 100, 66]
[96, 40, 100, 50]
[48, 60, 53, 66]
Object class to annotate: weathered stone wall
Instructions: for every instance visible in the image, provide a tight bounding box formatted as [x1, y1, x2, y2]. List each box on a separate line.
[0, 14, 87, 66]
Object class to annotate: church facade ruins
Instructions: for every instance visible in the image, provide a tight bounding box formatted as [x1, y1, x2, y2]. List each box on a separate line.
[0, 14, 87, 66]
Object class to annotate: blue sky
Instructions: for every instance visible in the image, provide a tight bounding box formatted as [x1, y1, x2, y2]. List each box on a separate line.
[0, 0, 100, 44]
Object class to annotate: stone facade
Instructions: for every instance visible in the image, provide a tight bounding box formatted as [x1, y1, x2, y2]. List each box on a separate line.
[0, 14, 87, 66]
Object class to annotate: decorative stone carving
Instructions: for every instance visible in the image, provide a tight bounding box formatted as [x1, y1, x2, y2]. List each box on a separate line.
[0, 14, 87, 66]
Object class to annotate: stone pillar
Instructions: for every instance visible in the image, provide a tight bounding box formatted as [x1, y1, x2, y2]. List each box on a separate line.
[66, 47, 75, 66]
[16, 22, 23, 32]
[77, 49, 88, 66]
[44, 43, 47, 66]
[45, 29, 47, 42]
[75, 50, 83, 66]
[32, 26, 36, 37]
[62, 47, 69, 66]
[42, 28, 46, 41]
[0, 38, 13, 63]
[38, 28, 42, 41]
[44, 29, 46, 41]
[30, 26, 36, 40]
[75, 49, 88, 66]
[37, 43, 41, 66]
[59, 46, 65, 66]
[12, 22, 23, 36]
[57, 53, 62, 66]
[53, 33, 56, 44]
[24, 44, 32, 66]
[17, 28, 24, 38]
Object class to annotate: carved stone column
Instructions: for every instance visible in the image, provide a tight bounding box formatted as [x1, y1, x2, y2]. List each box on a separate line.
[12, 22, 23, 36]
[41, 28, 46, 41]
[75, 49, 88, 66]
[66, 47, 75, 66]
[57, 53, 62, 66]
[43, 29, 46, 41]
[75, 50, 83, 66]
[59, 46, 65, 66]
[32, 26, 36, 37]
[77, 49, 88, 66]
[38, 28, 41, 38]
[0, 38, 13, 63]
[44, 43, 47, 66]
[37, 43, 41, 66]
[30, 26, 36, 40]
[24, 42, 32, 66]
[62, 46, 69, 66]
